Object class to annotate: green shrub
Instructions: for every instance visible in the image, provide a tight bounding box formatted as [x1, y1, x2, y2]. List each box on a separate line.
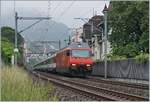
[1, 66, 55, 101]
[95, 59, 102, 63]
[107, 54, 127, 61]
[1, 38, 14, 64]
[135, 53, 149, 63]
[94, 54, 127, 62]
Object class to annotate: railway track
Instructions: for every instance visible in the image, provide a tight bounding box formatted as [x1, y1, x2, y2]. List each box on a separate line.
[70, 76, 149, 98]
[32, 71, 115, 101]
[87, 76, 149, 90]
[32, 71, 149, 101]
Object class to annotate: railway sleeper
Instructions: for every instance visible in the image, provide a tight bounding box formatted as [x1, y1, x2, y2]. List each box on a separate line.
[33, 71, 149, 101]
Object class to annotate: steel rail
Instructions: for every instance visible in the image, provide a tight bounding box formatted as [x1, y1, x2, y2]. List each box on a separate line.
[32, 71, 115, 101]
[88, 76, 149, 90]
[33, 71, 149, 101]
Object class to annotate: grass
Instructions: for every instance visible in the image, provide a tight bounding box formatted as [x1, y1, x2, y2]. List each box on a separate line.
[1, 66, 56, 101]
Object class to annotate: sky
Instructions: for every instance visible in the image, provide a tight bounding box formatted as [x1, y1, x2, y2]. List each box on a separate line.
[1, 0, 110, 47]
[1, 1, 110, 28]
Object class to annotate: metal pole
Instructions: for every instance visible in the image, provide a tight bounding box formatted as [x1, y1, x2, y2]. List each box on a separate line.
[59, 40, 61, 50]
[14, 13, 51, 66]
[91, 21, 93, 33]
[104, 10, 107, 79]
[69, 35, 71, 44]
[91, 20, 93, 47]
[15, 12, 18, 66]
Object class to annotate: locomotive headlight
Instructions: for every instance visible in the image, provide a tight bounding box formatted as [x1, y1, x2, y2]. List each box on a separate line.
[86, 64, 91, 67]
[71, 64, 76, 66]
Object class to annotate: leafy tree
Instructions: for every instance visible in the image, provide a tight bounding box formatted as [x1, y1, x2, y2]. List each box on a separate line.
[1, 26, 24, 65]
[108, 1, 149, 58]
[1, 38, 14, 64]
[1, 26, 24, 45]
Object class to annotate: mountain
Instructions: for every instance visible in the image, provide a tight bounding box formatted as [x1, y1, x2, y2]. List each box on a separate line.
[21, 20, 69, 48]
[2, 9, 70, 48]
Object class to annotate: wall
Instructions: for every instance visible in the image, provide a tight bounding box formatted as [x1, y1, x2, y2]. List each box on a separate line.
[92, 59, 149, 80]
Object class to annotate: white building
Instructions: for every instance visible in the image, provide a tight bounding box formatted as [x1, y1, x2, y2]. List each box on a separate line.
[71, 27, 83, 43]
[91, 29, 112, 61]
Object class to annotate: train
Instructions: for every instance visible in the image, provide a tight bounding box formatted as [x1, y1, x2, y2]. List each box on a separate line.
[33, 42, 93, 77]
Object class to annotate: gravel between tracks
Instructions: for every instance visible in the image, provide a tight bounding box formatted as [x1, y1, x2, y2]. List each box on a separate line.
[30, 71, 149, 101]
[50, 85, 94, 101]
[39, 71, 149, 99]
[71, 78, 149, 98]
[29, 71, 96, 101]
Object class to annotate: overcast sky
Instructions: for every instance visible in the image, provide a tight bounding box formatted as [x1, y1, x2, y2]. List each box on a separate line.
[1, 0, 110, 47]
[1, 1, 110, 28]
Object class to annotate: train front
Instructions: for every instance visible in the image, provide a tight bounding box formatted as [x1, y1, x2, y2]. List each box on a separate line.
[69, 43, 93, 76]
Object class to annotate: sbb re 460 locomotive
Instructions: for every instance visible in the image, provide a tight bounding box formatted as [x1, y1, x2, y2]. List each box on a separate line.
[33, 42, 93, 77]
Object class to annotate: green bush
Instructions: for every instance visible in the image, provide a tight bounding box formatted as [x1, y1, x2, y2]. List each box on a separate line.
[95, 59, 102, 63]
[107, 54, 127, 61]
[94, 54, 127, 63]
[1, 26, 24, 65]
[135, 53, 149, 63]
[1, 38, 14, 64]
[111, 43, 139, 58]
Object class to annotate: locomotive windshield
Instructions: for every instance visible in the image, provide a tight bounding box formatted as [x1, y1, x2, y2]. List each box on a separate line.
[71, 50, 90, 57]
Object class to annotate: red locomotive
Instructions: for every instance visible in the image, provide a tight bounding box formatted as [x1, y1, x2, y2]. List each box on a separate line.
[34, 42, 93, 77]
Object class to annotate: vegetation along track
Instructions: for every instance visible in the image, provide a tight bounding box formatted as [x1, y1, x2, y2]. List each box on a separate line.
[32, 71, 148, 101]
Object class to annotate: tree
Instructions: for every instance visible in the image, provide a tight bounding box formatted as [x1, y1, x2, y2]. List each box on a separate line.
[1, 38, 14, 64]
[108, 1, 149, 58]
[1, 26, 24, 65]
[1, 26, 24, 45]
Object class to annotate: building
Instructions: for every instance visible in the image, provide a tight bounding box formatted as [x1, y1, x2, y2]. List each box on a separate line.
[82, 15, 104, 46]
[83, 23, 91, 40]
[89, 15, 103, 36]
[82, 14, 111, 61]
[71, 27, 83, 43]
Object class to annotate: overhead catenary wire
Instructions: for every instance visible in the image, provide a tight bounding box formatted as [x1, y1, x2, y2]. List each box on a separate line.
[57, 0, 76, 21]
[32, 7, 50, 40]
[57, 1, 78, 44]
[50, 1, 75, 27]
[34, 1, 76, 46]
[49, 0, 76, 34]
[51, 1, 63, 17]
[47, 0, 51, 18]
[18, 19, 43, 33]
[43, 1, 63, 30]
[56, 1, 76, 43]
[78, 9, 92, 18]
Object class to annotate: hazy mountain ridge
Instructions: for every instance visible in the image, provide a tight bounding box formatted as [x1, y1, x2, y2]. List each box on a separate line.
[2, 10, 70, 48]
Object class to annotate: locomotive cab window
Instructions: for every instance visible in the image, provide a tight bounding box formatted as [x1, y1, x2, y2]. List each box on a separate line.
[71, 50, 90, 57]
